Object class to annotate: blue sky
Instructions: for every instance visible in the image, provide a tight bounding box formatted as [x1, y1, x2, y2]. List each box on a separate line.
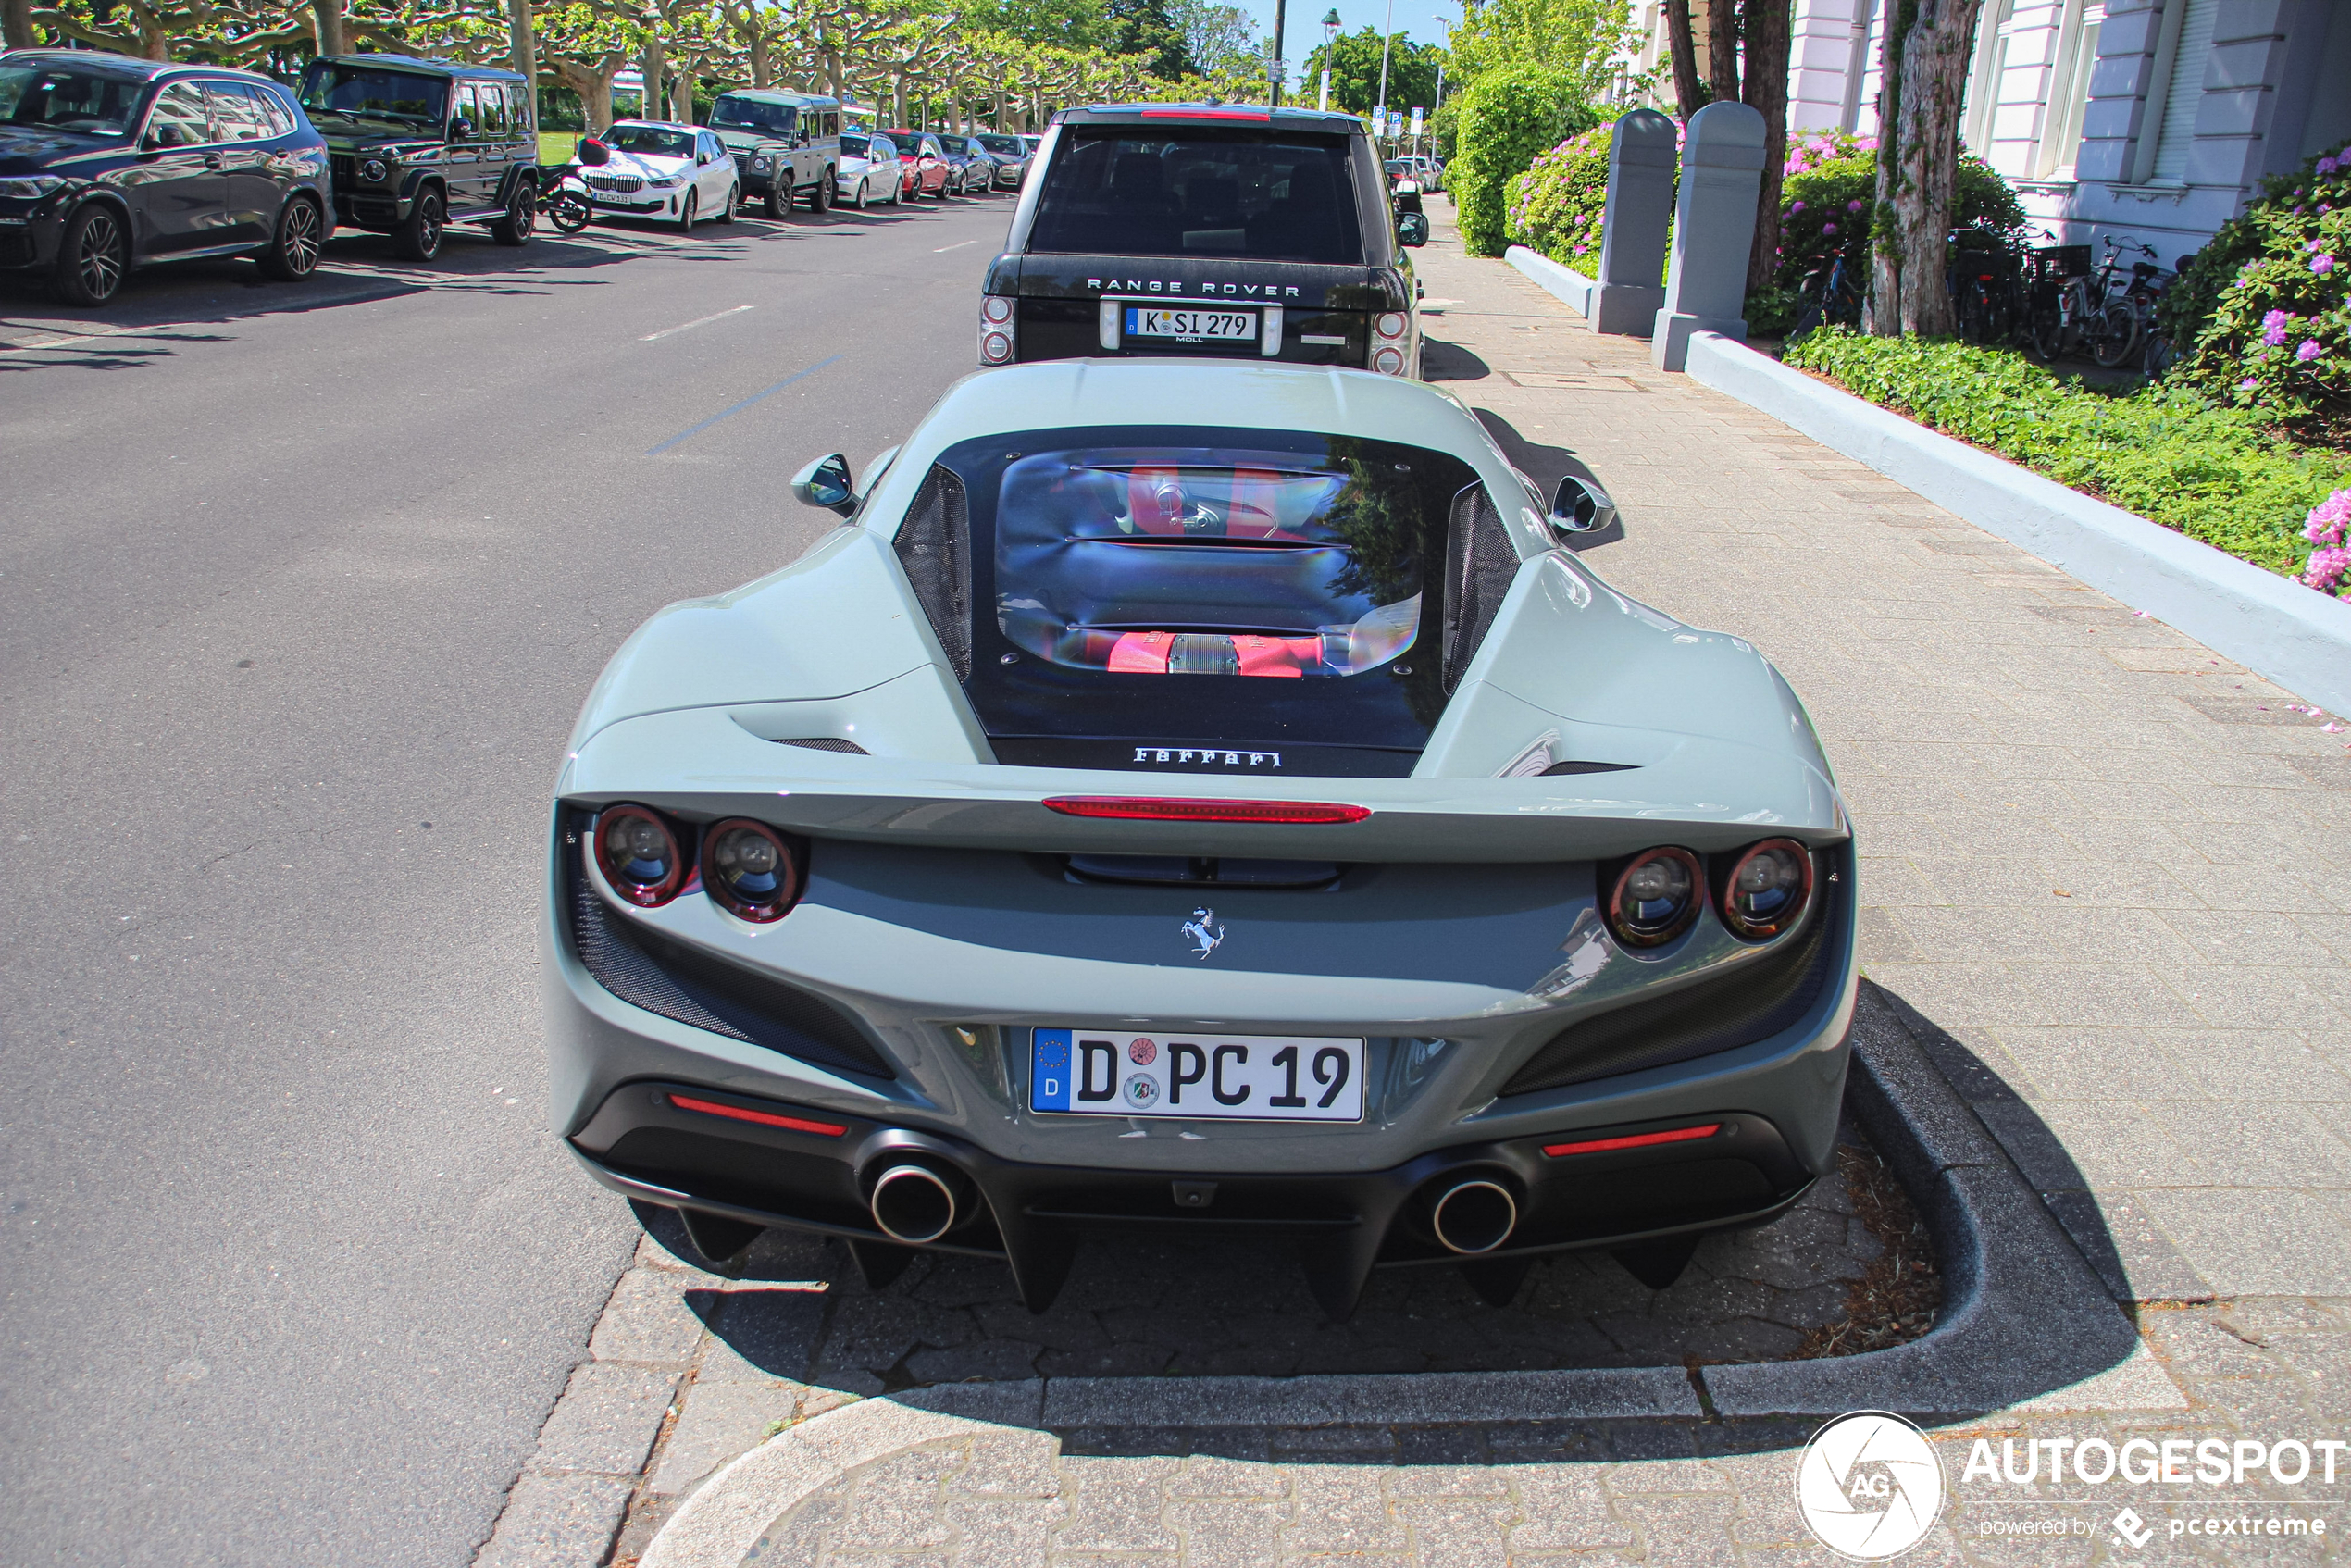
[1225, 0, 1458, 91]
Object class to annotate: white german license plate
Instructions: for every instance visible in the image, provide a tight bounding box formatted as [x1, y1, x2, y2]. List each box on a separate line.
[1029, 1027, 1364, 1122]
[1125, 305, 1258, 342]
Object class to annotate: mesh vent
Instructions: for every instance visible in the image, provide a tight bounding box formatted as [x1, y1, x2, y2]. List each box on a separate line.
[1501, 853, 1846, 1097]
[1441, 485, 1517, 695]
[566, 856, 893, 1080]
[894, 464, 971, 680]
[775, 737, 869, 754]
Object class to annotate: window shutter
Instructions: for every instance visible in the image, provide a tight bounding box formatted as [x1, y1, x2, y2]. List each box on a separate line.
[2150, 0, 2217, 183]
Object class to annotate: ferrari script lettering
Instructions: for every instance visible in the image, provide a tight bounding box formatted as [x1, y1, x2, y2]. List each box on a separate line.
[1132, 747, 1282, 767]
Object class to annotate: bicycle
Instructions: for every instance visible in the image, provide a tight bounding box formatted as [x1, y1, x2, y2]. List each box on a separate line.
[2028, 235, 2155, 367]
[1788, 245, 1868, 344]
[1948, 228, 2024, 349]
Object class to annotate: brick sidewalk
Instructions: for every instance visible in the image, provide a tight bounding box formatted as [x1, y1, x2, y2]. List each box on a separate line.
[479, 206, 2351, 1568]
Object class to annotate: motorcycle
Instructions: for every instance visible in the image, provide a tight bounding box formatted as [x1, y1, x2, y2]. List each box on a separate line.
[541, 138, 608, 235]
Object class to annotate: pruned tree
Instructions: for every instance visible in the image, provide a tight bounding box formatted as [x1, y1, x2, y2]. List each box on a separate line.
[1867, 0, 1983, 335]
[539, 0, 637, 131]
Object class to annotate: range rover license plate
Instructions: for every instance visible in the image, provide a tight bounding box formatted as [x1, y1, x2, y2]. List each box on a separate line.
[1029, 1027, 1363, 1122]
[1125, 306, 1257, 342]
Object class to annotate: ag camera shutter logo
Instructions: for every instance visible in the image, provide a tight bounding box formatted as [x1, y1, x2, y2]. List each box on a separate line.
[1796, 1411, 1947, 1559]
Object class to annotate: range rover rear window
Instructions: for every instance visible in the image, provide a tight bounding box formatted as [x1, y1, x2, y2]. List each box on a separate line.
[1026, 129, 1363, 264]
[930, 428, 1474, 765]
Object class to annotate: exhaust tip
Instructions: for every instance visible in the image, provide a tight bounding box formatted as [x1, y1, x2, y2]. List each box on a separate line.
[1430, 1178, 1518, 1255]
[869, 1163, 961, 1245]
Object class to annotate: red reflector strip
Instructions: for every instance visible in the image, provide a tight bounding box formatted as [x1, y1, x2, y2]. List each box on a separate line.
[1043, 796, 1371, 824]
[1543, 1123, 1722, 1158]
[1138, 107, 1271, 120]
[666, 1094, 847, 1138]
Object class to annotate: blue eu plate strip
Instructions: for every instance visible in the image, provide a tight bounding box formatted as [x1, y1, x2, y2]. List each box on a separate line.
[1030, 1027, 1072, 1112]
[1124, 307, 1142, 334]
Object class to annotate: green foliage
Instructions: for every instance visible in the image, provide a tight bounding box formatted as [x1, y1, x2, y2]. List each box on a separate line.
[1450, 67, 1594, 257]
[1502, 118, 1616, 266]
[1297, 26, 1442, 118]
[1783, 329, 2351, 578]
[2161, 141, 2351, 437]
[1167, 0, 1257, 76]
[1445, 0, 1633, 99]
[1769, 129, 2023, 294]
[963, 0, 1116, 48]
[1104, 0, 1192, 77]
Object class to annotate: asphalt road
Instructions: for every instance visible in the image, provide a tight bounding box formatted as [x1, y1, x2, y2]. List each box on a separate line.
[0, 191, 1011, 1566]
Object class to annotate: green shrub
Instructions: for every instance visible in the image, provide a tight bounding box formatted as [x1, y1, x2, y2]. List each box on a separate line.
[1504, 119, 1617, 267]
[1783, 329, 2351, 580]
[2161, 141, 2350, 436]
[1769, 131, 2025, 295]
[1450, 68, 1595, 257]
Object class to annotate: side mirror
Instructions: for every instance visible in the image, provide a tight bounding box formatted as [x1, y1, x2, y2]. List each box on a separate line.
[578, 138, 611, 166]
[1398, 211, 1430, 247]
[696, 150, 710, 165]
[1549, 474, 1616, 537]
[792, 452, 857, 516]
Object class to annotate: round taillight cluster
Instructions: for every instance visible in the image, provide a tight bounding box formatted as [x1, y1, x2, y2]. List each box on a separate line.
[701, 817, 800, 923]
[589, 804, 803, 923]
[1720, 838, 1812, 940]
[1602, 841, 1816, 949]
[980, 330, 1014, 364]
[981, 295, 1014, 324]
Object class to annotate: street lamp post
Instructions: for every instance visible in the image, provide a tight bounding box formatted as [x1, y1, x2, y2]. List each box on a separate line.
[1319, 8, 1338, 112]
[1372, 0, 1394, 143]
[1270, 0, 1287, 106]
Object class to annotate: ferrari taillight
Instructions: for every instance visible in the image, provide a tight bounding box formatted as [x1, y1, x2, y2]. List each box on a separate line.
[700, 817, 802, 923]
[592, 804, 686, 907]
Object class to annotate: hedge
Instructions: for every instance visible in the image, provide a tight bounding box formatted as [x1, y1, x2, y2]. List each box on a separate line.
[1450, 68, 1594, 257]
[1782, 329, 2351, 583]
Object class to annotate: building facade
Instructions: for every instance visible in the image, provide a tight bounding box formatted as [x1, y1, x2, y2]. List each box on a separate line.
[1611, 0, 2351, 263]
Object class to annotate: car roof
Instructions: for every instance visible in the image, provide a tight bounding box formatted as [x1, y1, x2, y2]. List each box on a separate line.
[1059, 103, 1363, 134]
[715, 87, 840, 106]
[0, 48, 273, 82]
[868, 361, 1510, 529]
[313, 52, 523, 81]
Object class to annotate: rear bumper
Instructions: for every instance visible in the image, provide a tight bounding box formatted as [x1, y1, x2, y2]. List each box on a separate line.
[570, 1077, 1816, 1312]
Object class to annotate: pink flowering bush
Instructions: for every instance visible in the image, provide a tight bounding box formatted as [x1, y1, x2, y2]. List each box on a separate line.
[1770, 130, 2023, 300]
[2162, 140, 2350, 437]
[2304, 489, 2351, 592]
[1503, 120, 1643, 272]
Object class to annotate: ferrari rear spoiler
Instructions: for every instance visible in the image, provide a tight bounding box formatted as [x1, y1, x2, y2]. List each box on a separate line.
[561, 703, 1847, 864]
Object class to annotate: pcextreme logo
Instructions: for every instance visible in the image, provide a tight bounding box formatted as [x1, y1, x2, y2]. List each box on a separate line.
[1796, 1412, 1947, 1560]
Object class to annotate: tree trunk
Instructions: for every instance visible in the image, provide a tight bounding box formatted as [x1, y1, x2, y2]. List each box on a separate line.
[892, 71, 904, 126]
[1888, 0, 1978, 333]
[312, 0, 347, 56]
[1867, 0, 1911, 333]
[1742, 0, 1792, 292]
[507, 0, 535, 100]
[1661, 0, 1704, 118]
[1705, 0, 1741, 105]
[2, 0, 37, 50]
[670, 64, 691, 124]
[641, 33, 665, 123]
[750, 35, 770, 88]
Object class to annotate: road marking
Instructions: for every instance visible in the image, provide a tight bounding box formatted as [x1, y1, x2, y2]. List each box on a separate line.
[933, 239, 977, 253]
[641, 305, 755, 342]
[645, 354, 846, 455]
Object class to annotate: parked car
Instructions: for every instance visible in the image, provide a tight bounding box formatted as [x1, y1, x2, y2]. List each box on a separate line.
[1411, 155, 1442, 193]
[579, 121, 739, 230]
[878, 130, 951, 199]
[0, 50, 332, 305]
[932, 133, 993, 195]
[299, 54, 536, 262]
[543, 356, 1857, 1314]
[834, 131, 901, 208]
[976, 104, 1426, 375]
[971, 131, 1032, 189]
[706, 88, 840, 218]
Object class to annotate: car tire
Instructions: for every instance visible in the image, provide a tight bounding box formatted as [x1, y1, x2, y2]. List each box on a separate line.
[716, 183, 737, 224]
[808, 175, 831, 214]
[853, 179, 868, 210]
[392, 186, 444, 262]
[257, 193, 324, 280]
[677, 190, 697, 231]
[53, 202, 129, 306]
[765, 180, 790, 220]
[491, 182, 535, 246]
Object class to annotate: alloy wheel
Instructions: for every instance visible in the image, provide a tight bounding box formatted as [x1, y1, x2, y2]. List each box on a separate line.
[281, 199, 321, 275]
[77, 211, 125, 301]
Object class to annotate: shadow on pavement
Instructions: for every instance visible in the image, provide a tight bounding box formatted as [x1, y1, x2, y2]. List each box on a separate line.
[1422, 336, 1490, 381]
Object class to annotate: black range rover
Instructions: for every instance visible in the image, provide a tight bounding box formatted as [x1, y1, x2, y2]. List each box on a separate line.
[977, 105, 1424, 377]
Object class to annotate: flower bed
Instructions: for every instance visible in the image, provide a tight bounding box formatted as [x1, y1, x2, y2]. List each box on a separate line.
[1505, 120, 1620, 267]
[1784, 329, 2351, 590]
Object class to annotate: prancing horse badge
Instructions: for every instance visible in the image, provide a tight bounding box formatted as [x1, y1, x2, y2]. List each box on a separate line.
[1180, 907, 1225, 960]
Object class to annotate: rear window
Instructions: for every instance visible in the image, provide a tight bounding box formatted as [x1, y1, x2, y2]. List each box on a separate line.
[1026, 128, 1363, 263]
[996, 447, 1422, 678]
[840, 133, 868, 156]
[976, 133, 1021, 156]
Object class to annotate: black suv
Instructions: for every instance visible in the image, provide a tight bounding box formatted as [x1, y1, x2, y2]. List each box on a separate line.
[298, 55, 537, 260]
[977, 105, 1425, 376]
[0, 50, 331, 306]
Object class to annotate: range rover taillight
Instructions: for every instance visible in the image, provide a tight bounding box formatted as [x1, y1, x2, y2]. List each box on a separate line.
[978, 295, 1016, 365]
[1371, 311, 1409, 376]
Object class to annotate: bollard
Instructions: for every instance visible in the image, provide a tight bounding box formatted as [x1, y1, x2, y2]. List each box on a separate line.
[1651, 100, 1765, 371]
[1591, 107, 1678, 336]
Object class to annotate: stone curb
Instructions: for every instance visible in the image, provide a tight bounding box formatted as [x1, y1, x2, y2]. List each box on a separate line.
[1678, 330, 2351, 716]
[1502, 245, 1598, 319]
